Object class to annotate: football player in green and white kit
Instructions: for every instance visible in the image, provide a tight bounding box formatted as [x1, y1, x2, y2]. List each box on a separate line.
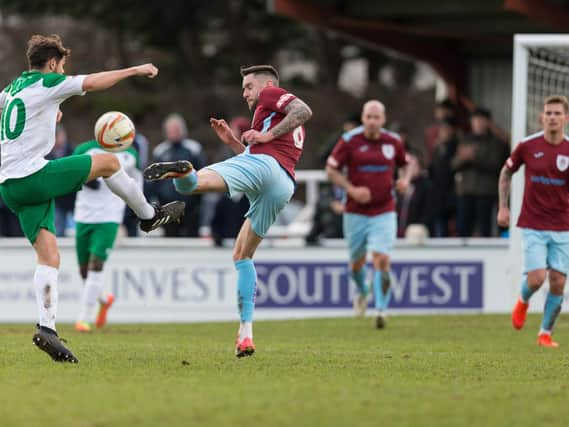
[73, 140, 140, 333]
[0, 34, 185, 363]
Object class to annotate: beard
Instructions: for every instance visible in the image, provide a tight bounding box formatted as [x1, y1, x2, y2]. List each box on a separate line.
[248, 98, 258, 111]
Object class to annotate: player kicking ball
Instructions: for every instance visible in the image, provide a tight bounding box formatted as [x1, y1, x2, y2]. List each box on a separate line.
[73, 139, 140, 332]
[498, 95, 569, 348]
[0, 35, 185, 363]
[144, 65, 312, 357]
[326, 101, 412, 328]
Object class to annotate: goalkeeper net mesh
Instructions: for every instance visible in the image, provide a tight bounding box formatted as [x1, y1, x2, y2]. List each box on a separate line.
[527, 47, 569, 134]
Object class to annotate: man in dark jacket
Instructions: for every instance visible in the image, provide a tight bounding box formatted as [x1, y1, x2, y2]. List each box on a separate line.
[150, 114, 206, 236]
[452, 108, 509, 237]
[429, 118, 458, 237]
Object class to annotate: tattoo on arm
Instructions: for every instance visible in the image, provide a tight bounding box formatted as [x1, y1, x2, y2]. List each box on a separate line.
[498, 166, 513, 208]
[270, 98, 313, 138]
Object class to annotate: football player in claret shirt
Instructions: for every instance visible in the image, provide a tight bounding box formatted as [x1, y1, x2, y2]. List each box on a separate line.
[0, 34, 185, 363]
[498, 95, 569, 348]
[326, 100, 412, 329]
[144, 65, 312, 357]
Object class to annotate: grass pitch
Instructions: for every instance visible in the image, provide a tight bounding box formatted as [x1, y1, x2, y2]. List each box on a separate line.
[1, 315, 568, 427]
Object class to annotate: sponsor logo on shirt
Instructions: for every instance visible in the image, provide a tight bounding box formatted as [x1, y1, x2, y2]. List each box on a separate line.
[382, 144, 394, 160]
[530, 175, 566, 186]
[556, 154, 569, 172]
[533, 152, 544, 158]
[359, 145, 369, 152]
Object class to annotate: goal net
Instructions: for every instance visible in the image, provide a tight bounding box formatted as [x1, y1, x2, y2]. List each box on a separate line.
[510, 35, 569, 310]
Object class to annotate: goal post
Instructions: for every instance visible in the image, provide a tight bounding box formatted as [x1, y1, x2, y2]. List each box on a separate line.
[510, 35, 569, 310]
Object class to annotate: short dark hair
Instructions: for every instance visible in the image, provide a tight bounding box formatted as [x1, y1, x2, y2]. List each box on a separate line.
[27, 34, 70, 69]
[240, 65, 279, 83]
[471, 107, 492, 120]
[436, 98, 454, 110]
[544, 95, 569, 113]
[438, 117, 457, 127]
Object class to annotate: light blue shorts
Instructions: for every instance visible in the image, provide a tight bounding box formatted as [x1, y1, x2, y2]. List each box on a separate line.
[343, 211, 397, 261]
[206, 148, 295, 238]
[521, 228, 569, 275]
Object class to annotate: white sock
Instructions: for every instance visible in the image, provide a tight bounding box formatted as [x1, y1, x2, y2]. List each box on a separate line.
[539, 328, 551, 336]
[104, 168, 154, 219]
[77, 271, 104, 323]
[34, 265, 59, 331]
[239, 322, 253, 340]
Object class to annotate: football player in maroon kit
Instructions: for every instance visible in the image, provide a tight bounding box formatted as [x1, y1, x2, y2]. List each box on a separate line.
[498, 95, 569, 348]
[144, 65, 312, 357]
[326, 100, 412, 329]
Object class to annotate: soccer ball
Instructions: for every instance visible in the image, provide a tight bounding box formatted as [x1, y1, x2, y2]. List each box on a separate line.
[94, 111, 135, 153]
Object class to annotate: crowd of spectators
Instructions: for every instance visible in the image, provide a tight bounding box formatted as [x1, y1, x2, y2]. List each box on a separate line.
[0, 101, 511, 241]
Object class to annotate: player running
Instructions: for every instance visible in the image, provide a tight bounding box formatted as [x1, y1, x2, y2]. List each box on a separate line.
[144, 65, 312, 357]
[326, 100, 412, 329]
[498, 95, 569, 348]
[0, 34, 185, 363]
[73, 140, 140, 332]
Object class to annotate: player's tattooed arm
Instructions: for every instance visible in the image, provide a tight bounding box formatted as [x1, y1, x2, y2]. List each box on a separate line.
[270, 99, 313, 139]
[497, 165, 513, 227]
[241, 98, 312, 145]
[498, 165, 513, 208]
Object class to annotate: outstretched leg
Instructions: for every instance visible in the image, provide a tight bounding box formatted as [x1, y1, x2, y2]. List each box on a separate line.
[144, 160, 228, 194]
[90, 153, 185, 232]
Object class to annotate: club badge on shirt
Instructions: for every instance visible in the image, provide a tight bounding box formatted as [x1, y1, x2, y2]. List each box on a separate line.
[556, 154, 569, 172]
[382, 144, 394, 160]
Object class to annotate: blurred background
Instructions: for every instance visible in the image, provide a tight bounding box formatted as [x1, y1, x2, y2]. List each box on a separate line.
[0, 0, 565, 242]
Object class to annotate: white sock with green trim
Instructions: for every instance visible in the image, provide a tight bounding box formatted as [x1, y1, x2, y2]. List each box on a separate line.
[34, 265, 59, 331]
[104, 168, 154, 219]
[77, 271, 104, 323]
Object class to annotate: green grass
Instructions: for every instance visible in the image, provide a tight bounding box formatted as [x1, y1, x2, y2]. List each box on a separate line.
[1, 315, 569, 427]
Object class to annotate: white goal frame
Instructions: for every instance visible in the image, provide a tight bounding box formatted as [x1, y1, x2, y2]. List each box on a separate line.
[510, 35, 569, 303]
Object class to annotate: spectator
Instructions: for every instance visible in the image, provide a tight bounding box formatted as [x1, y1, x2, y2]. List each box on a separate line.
[424, 99, 455, 165]
[429, 118, 459, 237]
[319, 113, 361, 164]
[397, 152, 434, 237]
[149, 113, 206, 236]
[452, 108, 509, 237]
[211, 194, 250, 247]
[206, 116, 251, 242]
[47, 125, 75, 236]
[305, 185, 344, 245]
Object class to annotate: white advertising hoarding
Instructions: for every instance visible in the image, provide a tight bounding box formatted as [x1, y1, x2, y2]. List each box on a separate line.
[0, 238, 551, 323]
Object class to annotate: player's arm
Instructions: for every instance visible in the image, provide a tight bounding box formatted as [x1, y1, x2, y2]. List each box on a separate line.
[395, 154, 417, 194]
[326, 156, 371, 205]
[242, 98, 312, 144]
[82, 64, 158, 92]
[496, 165, 513, 227]
[210, 118, 245, 154]
[497, 146, 522, 227]
[268, 98, 312, 140]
